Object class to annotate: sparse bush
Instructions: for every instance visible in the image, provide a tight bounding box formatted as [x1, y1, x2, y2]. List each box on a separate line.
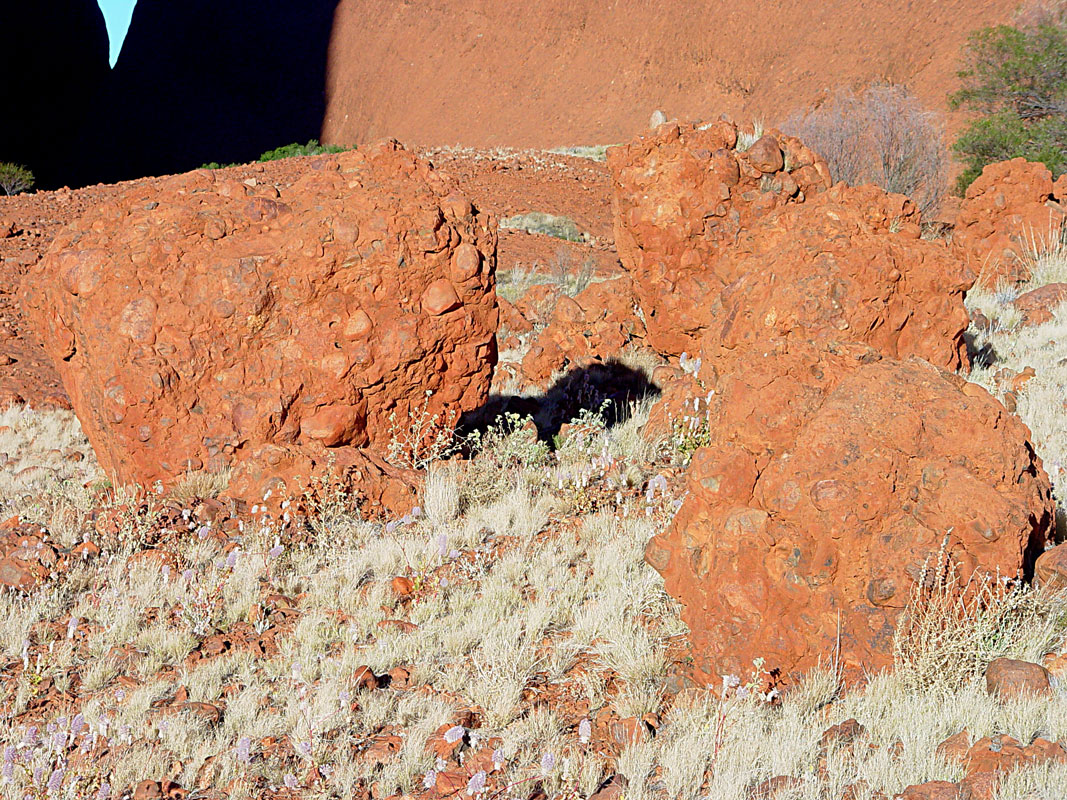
[550, 248, 596, 297]
[258, 139, 346, 162]
[385, 391, 460, 471]
[951, 10, 1067, 192]
[0, 162, 34, 195]
[785, 84, 947, 216]
[460, 412, 550, 506]
[893, 544, 1067, 693]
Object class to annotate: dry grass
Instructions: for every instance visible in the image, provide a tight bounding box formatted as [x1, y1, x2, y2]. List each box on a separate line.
[733, 120, 765, 152]
[496, 250, 599, 307]
[2, 379, 1067, 797]
[546, 145, 611, 162]
[499, 212, 590, 244]
[966, 234, 1067, 505]
[0, 394, 683, 797]
[0, 404, 100, 499]
[170, 468, 231, 503]
[893, 541, 1067, 695]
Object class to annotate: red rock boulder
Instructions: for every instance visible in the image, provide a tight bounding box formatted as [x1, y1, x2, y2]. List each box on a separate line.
[959, 735, 1067, 800]
[954, 158, 1067, 286]
[1011, 282, 1067, 327]
[520, 276, 646, 383]
[984, 658, 1053, 699]
[645, 341, 1053, 685]
[701, 184, 972, 371]
[22, 141, 497, 512]
[608, 120, 832, 355]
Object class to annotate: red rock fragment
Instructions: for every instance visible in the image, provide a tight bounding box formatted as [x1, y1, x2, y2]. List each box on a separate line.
[984, 658, 1053, 699]
[955, 158, 1067, 286]
[892, 781, 961, 800]
[133, 781, 163, 800]
[1035, 543, 1067, 591]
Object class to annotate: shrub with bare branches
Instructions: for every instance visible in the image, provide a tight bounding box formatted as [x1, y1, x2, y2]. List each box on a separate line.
[785, 84, 947, 217]
[0, 162, 34, 195]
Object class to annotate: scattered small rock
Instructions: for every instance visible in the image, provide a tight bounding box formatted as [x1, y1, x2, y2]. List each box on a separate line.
[892, 780, 962, 800]
[985, 657, 1053, 699]
[1035, 543, 1067, 591]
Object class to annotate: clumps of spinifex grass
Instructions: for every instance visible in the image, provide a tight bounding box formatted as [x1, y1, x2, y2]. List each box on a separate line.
[500, 211, 590, 243]
[893, 544, 1066, 693]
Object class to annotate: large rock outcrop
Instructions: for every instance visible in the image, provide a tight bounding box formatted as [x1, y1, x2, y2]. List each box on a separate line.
[610, 122, 972, 370]
[954, 158, 1067, 285]
[22, 142, 497, 512]
[701, 184, 973, 371]
[608, 120, 832, 355]
[617, 127, 1054, 686]
[322, 0, 1017, 150]
[646, 341, 1053, 684]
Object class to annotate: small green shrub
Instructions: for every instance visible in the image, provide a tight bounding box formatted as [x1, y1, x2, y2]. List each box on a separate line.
[258, 139, 346, 162]
[199, 139, 351, 171]
[0, 163, 34, 195]
[951, 13, 1067, 192]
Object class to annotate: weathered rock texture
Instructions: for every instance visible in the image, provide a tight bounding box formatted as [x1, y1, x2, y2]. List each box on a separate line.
[955, 158, 1067, 285]
[646, 342, 1053, 684]
[610, 122, 972, 369]
[616, 126, 1056, 685]
[23, 142, 497, 511]
[608, 120, 832, 355]
[521, 277, 645, 383]
[701, 184, 972, 371]
[322, 0, 1017, 150]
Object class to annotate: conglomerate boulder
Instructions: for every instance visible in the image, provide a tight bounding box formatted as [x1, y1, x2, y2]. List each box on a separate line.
[22, 141, 498, 512]
[954, 158, 1067, 285]
[646, 340, 1054, 685]
[614, 125, 1055, 687]
[607, 119, 832, 355]
[701, 184, 973, 371]
[520, 276, 645, 383]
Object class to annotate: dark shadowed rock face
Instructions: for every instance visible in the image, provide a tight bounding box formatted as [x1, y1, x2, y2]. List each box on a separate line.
[0, 1, 110, 188]
[2, 0, 341, 188]
[105, 0, 341, 180]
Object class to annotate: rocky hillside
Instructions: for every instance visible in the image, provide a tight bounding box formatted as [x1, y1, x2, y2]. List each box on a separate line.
[1, 0, 1022, 187]
[322, 0, 1018, 148]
